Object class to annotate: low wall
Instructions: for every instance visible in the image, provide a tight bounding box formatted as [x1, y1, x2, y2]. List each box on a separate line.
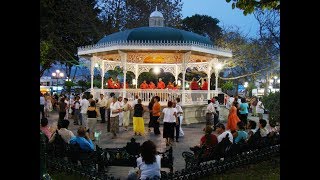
[126, 104, 229, 125]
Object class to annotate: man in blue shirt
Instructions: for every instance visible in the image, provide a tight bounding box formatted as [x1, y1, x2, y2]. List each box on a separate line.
[70, 127, 94, 152]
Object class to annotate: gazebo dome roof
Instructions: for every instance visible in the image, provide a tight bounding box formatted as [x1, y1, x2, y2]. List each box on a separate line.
[150, 10, 163, 17]
[97, 26, 214, 46]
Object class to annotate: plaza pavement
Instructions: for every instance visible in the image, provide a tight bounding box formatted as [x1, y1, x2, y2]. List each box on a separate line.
[43, 111, 268, 179]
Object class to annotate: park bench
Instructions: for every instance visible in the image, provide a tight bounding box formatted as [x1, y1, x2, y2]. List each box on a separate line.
[104, 138, 174, 172]
[182, 132, 280, 169]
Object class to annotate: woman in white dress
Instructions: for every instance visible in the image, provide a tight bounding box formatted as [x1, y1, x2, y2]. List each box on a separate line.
[122, 98, 132, 131]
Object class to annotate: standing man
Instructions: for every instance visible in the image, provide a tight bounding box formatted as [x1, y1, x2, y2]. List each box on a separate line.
[173, 98, 184, 142]
[80, 94, 90, 129]
[40, 92, 45, 119]
[152, 96, 161, 135]
[118, 96, 124, 127]
[106, 92, 115, 131]
[97, 94, 107, 123]
[157, 78, 166, 89]
[190, 78, 199, 101]
[110, 96, 122, 139]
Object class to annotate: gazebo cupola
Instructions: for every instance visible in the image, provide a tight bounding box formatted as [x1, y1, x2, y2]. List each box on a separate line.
[149, 7, 164, 27]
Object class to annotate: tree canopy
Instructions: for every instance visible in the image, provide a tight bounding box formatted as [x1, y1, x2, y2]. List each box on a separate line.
[40, 0, 104, 77]
[181, 14, 222, 44]
[225, 0, 280, 15]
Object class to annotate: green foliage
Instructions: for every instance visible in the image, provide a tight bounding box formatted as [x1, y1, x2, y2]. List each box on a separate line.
[124, 0, 183, 29]
[138, 72, 157, 85]
[262, 91, 280, 124]
[221, 81, 235, 92]
[40, 0, 104, 75]
[225, 0, 280, 15]
[181, 14, 222, 43]
[93, 79, 101, 88]
[77, 80, 90, 92]
[98, 0, 183, 32]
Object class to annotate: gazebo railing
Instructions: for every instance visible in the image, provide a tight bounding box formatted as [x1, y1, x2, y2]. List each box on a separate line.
[78, 40, 232, 54]
[89, 88, 220, 105]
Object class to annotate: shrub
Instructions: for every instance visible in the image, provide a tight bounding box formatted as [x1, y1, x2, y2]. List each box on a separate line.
[262, 91, 280, 125]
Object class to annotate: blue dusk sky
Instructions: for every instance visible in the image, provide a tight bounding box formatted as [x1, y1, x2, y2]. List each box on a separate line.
[181, 0, 259, 38]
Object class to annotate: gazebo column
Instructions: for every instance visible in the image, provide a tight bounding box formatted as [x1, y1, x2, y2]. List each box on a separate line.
[90, 56, 95, 95]
[119, 50, 127, 98]
[174, 65, 178, 84]
[182, 51, 191, 105]
[101, 60, 105, 94]
[135, 64, 138, 89]
[207, 61, 212, 100]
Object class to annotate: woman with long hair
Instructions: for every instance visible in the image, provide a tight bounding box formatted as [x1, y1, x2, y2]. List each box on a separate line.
[147, 97, 155, 132]
[128, 140, 161, 180]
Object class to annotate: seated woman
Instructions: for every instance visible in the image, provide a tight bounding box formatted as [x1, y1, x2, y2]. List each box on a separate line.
[128, 140, 161, 180]
[40, 117, 53, 140]
[190, 126, 218, 157]
[232, 121, 248, 144]
[69, 127, 94, 152]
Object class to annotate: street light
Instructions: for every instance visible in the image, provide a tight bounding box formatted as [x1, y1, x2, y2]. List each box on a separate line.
[52, 70, 64, 94]
[153, 67, 160, 74]
[244, 82, 248, 88]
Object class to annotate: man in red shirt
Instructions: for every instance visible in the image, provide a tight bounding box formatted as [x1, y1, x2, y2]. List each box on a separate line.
[201, 79, 208, 90]
[190, 78, 199, 101]
[157, 78, 166, 89]
[140, 80, 148, 89]
[107, 77, 115, 89]
[148, 81, 156, 89]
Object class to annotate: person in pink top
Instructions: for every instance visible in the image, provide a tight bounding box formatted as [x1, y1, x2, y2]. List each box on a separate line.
[40, 117, 53, 139]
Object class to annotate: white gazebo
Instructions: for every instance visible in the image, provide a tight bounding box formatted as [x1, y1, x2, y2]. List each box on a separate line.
[78, 8, 232, 105]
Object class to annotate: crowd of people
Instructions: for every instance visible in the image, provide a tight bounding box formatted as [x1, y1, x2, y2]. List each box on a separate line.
[41, 89, 280, 180]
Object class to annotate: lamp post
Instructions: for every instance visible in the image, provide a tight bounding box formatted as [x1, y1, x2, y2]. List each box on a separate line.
[214, 63, 222, 95]
[52, 70, 64, 95]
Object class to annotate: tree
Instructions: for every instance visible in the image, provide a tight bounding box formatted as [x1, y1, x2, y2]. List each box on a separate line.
[216, 26, 279, 95]
[181, 14, 222, 43]
[97, 0, 127, 35]
[221, 80, 235, 93]
[124, 0, 183, 29]
[77, 80, 90, 92]
[262, 91, 280, 125]
[40, 0, 104, 77]
[225, 0, 280, 15]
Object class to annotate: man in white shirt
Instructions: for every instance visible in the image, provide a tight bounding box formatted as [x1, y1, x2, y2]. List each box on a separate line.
[80, 95, 90, 129]
[173, 98, 184, 142]
[213, 96, 221, 127]
[40, 93, 46, 119]
[110, 96, 122, 138]
[227, 95, 234, 109]
[106, 92, 115, 131]
[216, 123, 233, 143]
[97, 94, 107, 123]
[206, 100, 216, 126]
[49, 120, 75, 143]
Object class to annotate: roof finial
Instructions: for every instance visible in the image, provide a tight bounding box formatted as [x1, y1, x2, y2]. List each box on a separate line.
[156, 6, 157, 11]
